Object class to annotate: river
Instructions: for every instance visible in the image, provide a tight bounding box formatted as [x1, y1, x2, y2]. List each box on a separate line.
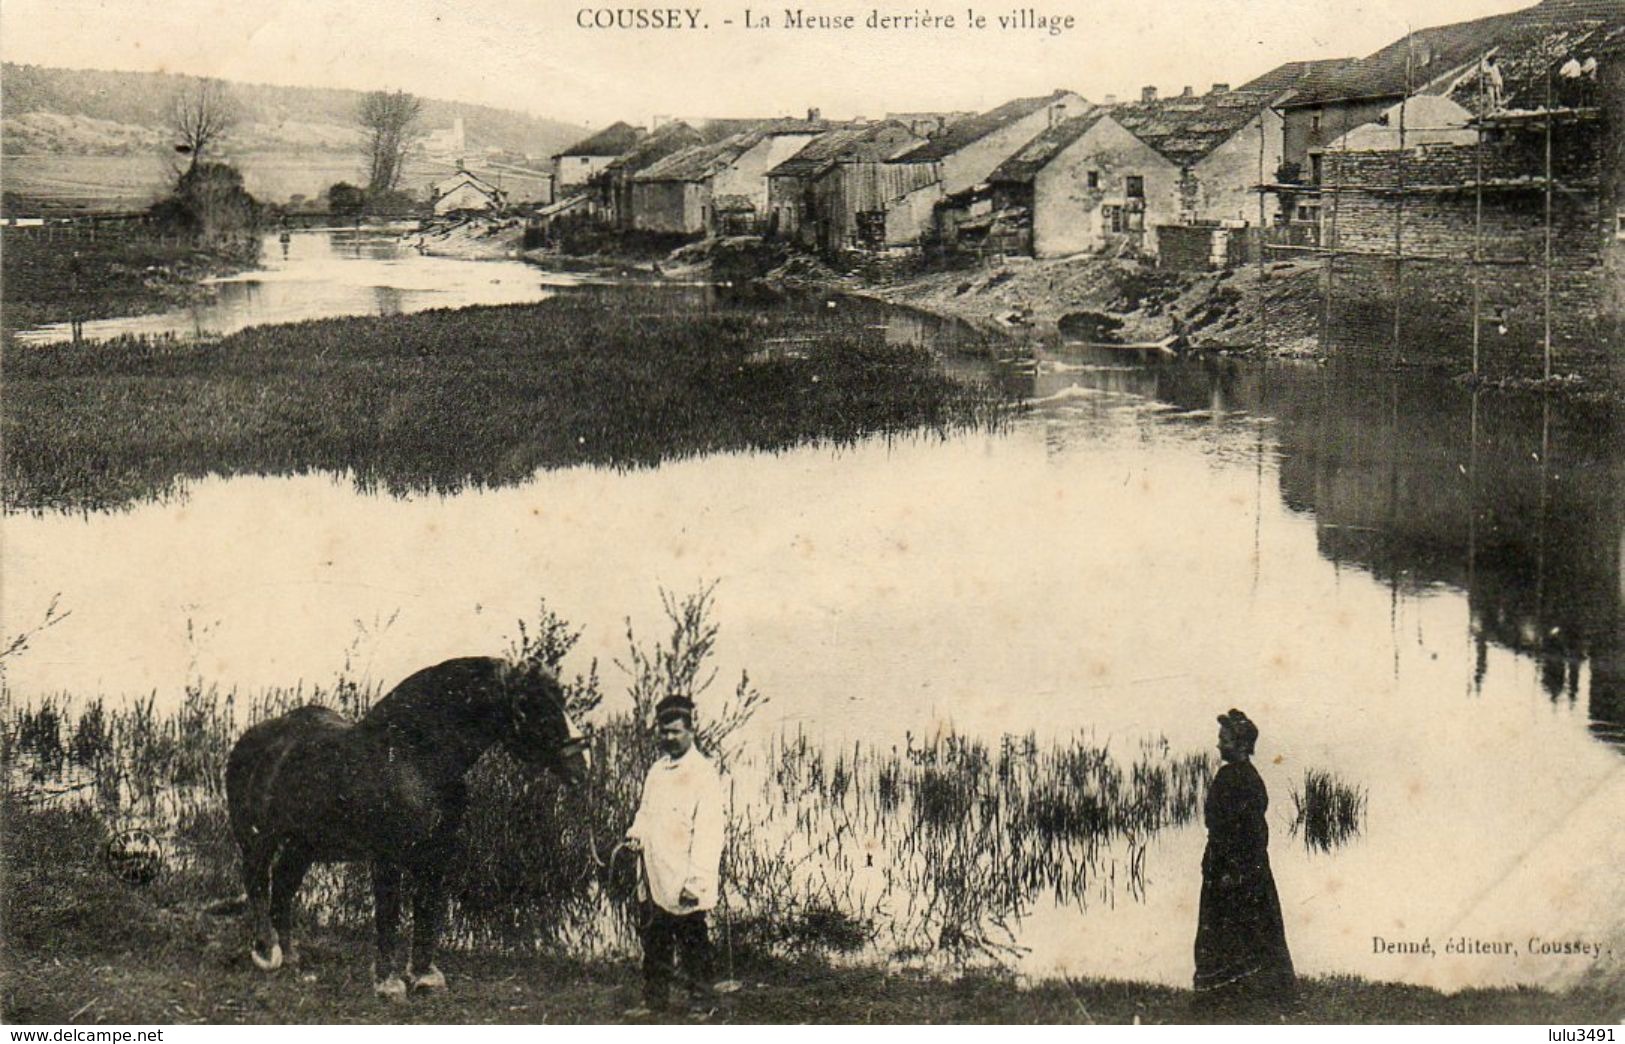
[11, 227, 579, 345]
[4, 230, 1622, 992]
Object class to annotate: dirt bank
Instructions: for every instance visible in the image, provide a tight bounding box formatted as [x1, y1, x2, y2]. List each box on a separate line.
[406, 215, 528, 260]
[845, 254, 1329, 358]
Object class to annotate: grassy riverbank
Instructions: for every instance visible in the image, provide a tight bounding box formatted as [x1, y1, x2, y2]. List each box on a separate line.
[1, 288, 1006, 511]
[0, 228, 259, 334]
[3, 802, 1614, 1025]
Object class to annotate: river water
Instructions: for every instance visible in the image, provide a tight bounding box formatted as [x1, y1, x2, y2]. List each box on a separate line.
[5, 231, 1622, 992]
[11, 228, 578, 345]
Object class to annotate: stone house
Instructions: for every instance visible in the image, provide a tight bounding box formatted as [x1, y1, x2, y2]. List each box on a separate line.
[880, 90, 1089, 245]
[592, 121, 705, 228]
[984, 87, 1282, 259]
[551, 121, 645, 196]
[1275, 0, 1622, 175]
[630, 117, 837, 235]
[765, 122, 922, 250]
[430, 167, 505, 215]
[1311, 26, 1624, 386]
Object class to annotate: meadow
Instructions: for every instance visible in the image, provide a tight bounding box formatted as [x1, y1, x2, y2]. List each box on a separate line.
[1, 285, 1009, 511]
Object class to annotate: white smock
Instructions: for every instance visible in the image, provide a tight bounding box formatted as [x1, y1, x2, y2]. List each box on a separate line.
[627, 747, 725, 913]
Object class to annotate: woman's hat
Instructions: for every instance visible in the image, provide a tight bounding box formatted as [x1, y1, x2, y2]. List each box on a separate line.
[1218, 708, 1259, 746]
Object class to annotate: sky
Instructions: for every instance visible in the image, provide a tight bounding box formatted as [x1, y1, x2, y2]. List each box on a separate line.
[1, 0, 1542, 128]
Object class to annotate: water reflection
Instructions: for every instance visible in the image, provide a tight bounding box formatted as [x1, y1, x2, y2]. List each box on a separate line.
[5, 276, 1624, 989]
[11, 229, 579, 345]
[1033, 345, 1625, 756]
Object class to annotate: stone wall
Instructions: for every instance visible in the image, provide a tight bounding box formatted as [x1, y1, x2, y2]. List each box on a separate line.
[1315, 123, 1620, 385]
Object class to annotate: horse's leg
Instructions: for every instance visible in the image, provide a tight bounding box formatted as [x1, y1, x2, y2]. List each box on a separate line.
[371, 859, 408, 998]
[269, 843, 313, 968]
[243, 839, 283, 971]
[407, 859, 449, 990]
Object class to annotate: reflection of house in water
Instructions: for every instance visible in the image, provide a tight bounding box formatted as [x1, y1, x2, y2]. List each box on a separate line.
[1265, 374, 1625, 752]
[1029, 353, 1625, 752]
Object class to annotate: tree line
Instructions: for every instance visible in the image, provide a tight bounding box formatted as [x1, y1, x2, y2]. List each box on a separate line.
[155, 77, 429, 237]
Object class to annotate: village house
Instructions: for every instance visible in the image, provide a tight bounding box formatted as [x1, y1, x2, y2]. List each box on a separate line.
[764, 121, 922, 251]
[551, 121, 645, 196]
[982, 86, 1281, 261]
[1307, 22, 1624, 384]
[879, 90, 1089, 247]
[592, 121, 705, 227]
[429, 166, 506, 215]
[1274, 0, 1620, 175]
[630, 115, 838, 235]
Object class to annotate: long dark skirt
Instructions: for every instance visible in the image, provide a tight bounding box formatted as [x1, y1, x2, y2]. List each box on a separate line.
[1193, 760, 1294, 1003]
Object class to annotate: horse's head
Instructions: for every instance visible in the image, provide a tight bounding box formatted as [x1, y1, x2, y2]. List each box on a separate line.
[500, 662, 592, 787]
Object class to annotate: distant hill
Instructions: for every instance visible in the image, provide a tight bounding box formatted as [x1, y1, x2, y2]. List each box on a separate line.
[1, 63, 590, 162]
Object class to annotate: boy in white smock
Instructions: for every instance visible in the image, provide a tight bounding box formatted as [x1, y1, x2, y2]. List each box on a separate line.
[623, 695, 724, 1016]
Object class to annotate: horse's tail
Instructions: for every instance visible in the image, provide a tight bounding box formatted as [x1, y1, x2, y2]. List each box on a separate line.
[203, 893, 248, 916]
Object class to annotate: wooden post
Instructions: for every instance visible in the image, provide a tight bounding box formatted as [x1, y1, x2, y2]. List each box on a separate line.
[1472, 52, 1486, 378]
[1394, 29, 1412, 365]
[1543, 62, 1554, 381]
[1258, 111, 1268, 354]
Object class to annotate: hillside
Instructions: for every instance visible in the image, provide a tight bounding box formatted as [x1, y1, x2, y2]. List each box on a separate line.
[1, 63, 588, 161]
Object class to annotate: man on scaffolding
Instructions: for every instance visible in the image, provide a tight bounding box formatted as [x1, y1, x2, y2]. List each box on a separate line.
[622, 695, 726, 1019]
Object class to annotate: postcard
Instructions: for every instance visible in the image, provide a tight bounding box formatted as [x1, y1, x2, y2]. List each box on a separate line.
[2, 0, 1621, 1029]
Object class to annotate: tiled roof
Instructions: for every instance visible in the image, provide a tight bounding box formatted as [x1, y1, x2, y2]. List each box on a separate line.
[1111, 91, 1273, 166]
[1237, 58, 1358, 100]
[766, 122, 917, 179]
[1443, 20, 1625, 114]
[986, 110, 1107, 183]
[1281, 0, 1625, 107]
[433, 169, 503, 196]
[557, 121, 644, 157]
[631, 135, 753, 183]
[891, 90, 1084, 163]
[602, 121, 704, 176]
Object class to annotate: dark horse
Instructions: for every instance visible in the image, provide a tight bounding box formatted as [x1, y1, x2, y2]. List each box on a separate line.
[225, 656, 590, 996]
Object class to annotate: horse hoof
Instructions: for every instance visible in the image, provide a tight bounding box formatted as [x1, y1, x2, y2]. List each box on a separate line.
[411, 965, 446, 990]
[374, 976, 408, 999]
[251, 942, 284, 971]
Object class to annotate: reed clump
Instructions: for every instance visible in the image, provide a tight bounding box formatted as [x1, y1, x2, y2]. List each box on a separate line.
[1290, 767, 1368, 852]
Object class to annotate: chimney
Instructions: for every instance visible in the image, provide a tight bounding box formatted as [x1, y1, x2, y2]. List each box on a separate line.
[807, 107, 821, 122]
[1210, 83, 1230, 95]
[1104, 94, 1118, 106]
[1141, 85, 1158, 104]
[1181, 86, 1194, 98]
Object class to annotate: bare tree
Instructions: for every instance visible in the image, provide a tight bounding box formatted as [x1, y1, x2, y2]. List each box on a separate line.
[358, 89, 424, 194]
[169, 77, 237, 174]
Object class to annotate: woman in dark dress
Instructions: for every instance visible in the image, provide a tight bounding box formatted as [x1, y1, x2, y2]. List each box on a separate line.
[1193, 709, 1295, 1008]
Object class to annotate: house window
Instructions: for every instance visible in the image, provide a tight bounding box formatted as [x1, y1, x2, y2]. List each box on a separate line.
[580, 157, 590, 165]
[1310, 154, 1324, 185]
[1617, 210, 1625, 240]
[1125, 175, 1144, 199]
[1103, 204, 1144, 234]
[1086, 170, 1100, 189]
[1311, 114, 1322, 134]
[856, 210, 886, 247]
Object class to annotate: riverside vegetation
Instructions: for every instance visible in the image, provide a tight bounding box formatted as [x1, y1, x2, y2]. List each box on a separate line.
[8, 591, 1612, 1023]
[1, 285, 1008, 512]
